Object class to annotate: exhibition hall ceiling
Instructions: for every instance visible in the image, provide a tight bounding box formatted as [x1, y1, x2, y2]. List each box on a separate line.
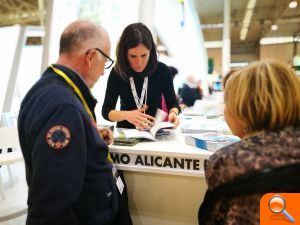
[1, 0, 299, 54]
[194, 0, 300, 54]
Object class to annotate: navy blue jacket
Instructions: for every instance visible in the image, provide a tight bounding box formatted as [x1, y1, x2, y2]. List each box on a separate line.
[18, 64, 117, 225]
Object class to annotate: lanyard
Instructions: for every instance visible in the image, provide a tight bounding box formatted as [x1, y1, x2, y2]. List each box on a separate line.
[50, 65, 95, 121]
[129, 77, 148, 109]
[50, 65, 112, 162]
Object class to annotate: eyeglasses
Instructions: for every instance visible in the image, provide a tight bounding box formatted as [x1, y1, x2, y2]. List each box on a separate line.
[86, 48, 114, 69]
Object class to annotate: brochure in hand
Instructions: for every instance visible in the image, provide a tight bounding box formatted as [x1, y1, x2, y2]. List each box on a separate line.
[116, 109, 174, 142]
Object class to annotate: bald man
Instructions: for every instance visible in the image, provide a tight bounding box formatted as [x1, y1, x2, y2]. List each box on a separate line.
[18, 20, 120, 225]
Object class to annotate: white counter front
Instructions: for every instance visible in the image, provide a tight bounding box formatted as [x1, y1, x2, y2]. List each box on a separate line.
[109, 131, 213, 225]
[110, 131, 212, 177]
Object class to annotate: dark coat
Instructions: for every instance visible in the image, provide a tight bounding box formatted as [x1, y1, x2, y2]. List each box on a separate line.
[18, 64, 118, 225]
[180, 83, 202, 107]
[199, 126, 300, 225]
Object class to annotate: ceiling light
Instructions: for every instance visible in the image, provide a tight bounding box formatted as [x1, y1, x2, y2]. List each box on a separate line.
[271, 24, 278, 31]
[25, 26, 45, 37]
[260, 36, 294, 45]
[204, 41, 223, 48]
[240, 0, 257, 40]
[230, 62, 249, 67]
[247, 0, 257, 9]
[240, 32, 247, 40]
[201, 23, 224, 29]
[289, 1, 298, 8]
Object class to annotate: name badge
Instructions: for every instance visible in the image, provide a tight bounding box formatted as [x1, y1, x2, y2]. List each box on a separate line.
[112, 164, 124, 194]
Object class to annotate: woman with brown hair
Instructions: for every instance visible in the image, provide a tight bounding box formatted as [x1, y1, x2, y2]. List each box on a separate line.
[102, 23, 180, 130]
[199, 60, 300, 224]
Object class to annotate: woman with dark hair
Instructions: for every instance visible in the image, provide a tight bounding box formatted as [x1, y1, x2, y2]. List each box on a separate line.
[102, 22, 180, 129]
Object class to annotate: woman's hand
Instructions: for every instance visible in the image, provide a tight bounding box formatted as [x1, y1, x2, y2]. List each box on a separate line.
[168, 111, 180, 128]
[98, 127, 114, 145]
[125, 106, 155, 130]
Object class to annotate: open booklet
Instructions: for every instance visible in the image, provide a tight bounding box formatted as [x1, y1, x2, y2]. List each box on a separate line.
[117, 109, 175, 141]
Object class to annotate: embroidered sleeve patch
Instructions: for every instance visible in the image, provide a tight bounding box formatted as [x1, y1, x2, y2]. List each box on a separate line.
[46, 125, 71, 150]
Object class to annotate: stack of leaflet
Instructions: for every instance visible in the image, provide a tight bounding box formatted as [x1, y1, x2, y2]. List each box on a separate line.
[185, 133, 240, 151]
[189, 96, 225, 118]
[180, 118, 231, 134]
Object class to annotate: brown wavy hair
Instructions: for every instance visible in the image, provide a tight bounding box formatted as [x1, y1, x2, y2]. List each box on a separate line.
[114, 23, 157, 80]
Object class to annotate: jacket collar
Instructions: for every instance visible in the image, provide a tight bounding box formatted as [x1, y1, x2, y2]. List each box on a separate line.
[48, 64, 98, 120]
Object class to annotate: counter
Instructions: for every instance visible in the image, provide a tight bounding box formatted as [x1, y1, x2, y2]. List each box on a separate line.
[109, 131, 213, 225]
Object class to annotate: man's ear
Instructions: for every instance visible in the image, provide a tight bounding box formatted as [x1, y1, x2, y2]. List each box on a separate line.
[86, 50, 96, 68]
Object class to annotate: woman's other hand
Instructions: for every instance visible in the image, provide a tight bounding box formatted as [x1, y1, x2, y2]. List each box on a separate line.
[125, 106, 155, 130]
[168, 111, 180, 128]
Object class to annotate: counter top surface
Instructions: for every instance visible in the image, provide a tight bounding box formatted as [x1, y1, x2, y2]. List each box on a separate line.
[109, 131, 213, 177]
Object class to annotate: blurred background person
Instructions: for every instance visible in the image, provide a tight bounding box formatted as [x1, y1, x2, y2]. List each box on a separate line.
[179, 75, 203, 108]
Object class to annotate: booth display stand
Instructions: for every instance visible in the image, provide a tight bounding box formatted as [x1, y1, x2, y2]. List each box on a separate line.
[110, 132, 212, 225]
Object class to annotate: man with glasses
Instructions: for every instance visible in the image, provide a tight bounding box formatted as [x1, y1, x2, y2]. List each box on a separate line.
[89, 48, 114, 70]
[18, 20, 131, 225]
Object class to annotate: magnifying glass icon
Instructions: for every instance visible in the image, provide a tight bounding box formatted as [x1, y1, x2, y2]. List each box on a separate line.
[268, 195, 295, 223]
